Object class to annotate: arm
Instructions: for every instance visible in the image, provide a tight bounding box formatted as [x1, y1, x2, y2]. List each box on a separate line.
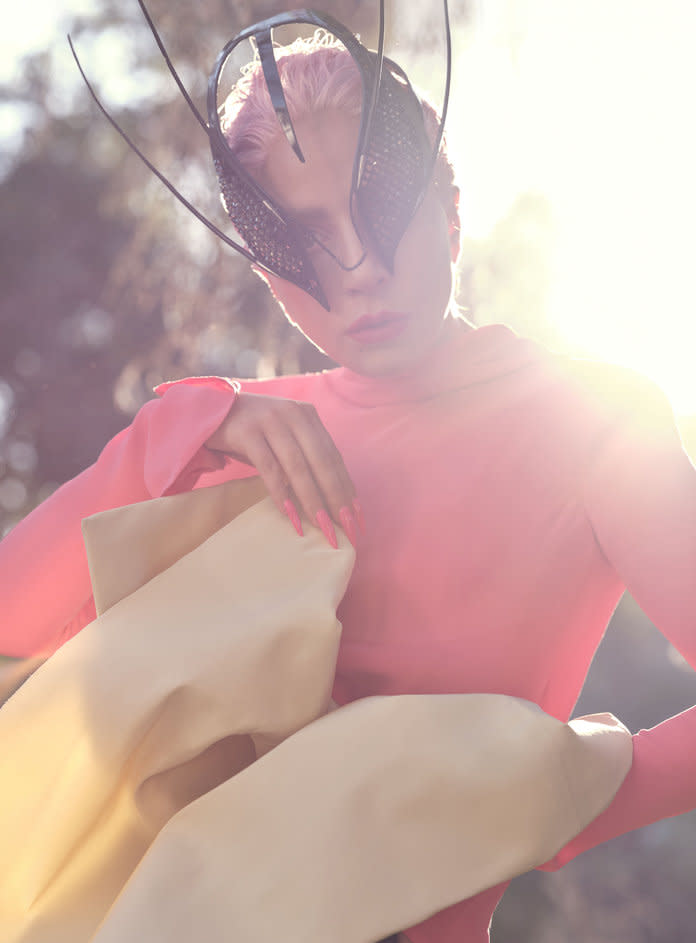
[0, 379, 239, 658]
[541, 373, 696, 869]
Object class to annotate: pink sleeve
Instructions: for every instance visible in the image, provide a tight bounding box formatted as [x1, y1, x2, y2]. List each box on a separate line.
[541, 378, 696, 869]
[0, 377, 239, 658]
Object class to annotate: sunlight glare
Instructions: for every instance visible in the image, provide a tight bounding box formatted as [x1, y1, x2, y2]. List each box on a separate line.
[448, 0, 696, 413]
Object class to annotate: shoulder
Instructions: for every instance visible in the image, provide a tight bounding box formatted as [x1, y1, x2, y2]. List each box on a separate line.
[499, 345, 682, 473]
[549, 356, 676, 435]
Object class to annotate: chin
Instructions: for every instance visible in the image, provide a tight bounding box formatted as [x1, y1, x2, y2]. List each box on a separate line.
[349, 320, 453, 376]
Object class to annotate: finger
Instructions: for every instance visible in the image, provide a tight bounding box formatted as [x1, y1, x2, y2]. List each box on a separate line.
[288, 405, 359, 546]
[260, 422, 343, 549]
[239, 432, 309, 538]
[289, 409, 360, 545]
[242, 431, 297, 517]
[260, 419, 333, 531]
[288, 405, 356, 519]
[305, 405, 357, 502]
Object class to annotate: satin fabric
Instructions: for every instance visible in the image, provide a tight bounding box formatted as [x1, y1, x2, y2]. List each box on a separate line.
[0, 479, 631, 942]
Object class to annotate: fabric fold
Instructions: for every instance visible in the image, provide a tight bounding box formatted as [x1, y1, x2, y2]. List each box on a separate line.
[93, 697, 631, 943]
[0, 478, 631, 943]
[0, 481, 354, 943]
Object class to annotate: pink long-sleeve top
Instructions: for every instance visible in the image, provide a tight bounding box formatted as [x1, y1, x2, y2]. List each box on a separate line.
[2, 322, 696, 942]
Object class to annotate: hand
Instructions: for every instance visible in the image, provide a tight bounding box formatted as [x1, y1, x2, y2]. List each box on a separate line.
[205, 393, 363, 547]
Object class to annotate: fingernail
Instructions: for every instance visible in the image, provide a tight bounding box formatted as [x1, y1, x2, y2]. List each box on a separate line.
[339, 506, 358, 548]
[283, 499, 303, 537]
[315, 508, 338, 549]
[352, 498, 366, 535]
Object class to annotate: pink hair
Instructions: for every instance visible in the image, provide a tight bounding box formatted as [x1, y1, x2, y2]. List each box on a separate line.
[220, 31, 457, 212]
[221, 33, 362, 170]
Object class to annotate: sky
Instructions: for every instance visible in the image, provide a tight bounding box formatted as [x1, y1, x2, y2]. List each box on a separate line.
[4, 0, 696, 411]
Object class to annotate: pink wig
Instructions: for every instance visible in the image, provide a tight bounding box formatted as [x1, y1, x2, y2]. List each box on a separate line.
[220, 31, 457, 213]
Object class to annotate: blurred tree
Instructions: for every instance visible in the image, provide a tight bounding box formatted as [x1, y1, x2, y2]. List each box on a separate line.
[0, 128, 134, 523]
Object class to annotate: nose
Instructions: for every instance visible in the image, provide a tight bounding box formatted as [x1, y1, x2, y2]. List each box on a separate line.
[342, 246, 389, 298]
[331, 215, 390, 295]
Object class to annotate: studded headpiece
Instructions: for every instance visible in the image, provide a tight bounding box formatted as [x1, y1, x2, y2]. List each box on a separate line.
[69, 1, 452, 311]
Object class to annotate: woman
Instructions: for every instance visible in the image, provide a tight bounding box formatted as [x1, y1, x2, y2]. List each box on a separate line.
[3, 20, 696, 943]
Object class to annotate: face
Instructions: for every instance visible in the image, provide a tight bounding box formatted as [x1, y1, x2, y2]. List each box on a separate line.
[252, 109, 457, 377]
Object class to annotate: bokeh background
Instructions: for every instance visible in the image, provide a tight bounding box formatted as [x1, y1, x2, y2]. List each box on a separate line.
[2, 0, 696, 938]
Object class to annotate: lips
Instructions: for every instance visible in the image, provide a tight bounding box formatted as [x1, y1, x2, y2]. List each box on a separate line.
[345, 311, 409, 345]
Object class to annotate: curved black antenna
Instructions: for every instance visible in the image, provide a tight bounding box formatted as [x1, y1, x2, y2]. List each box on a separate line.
[356, 0, 385, 189]
[67, 35, 264, 270]
[343, 0, 385, 270]
[427, 0, 452, 182]
[400, 0, 452, 223]
[135, 0, 208, 134]
[256, 28, 305, 162]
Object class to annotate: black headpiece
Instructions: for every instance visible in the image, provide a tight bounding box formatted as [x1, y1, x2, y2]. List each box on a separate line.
[69, 1, 452, 310]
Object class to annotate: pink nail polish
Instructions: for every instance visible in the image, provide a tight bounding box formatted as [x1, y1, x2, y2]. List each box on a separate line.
[315, 508, 338, 549]
[339, 506, 358, 548]
[352, 498, 366, 535]
[283, 499, 303, 537]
